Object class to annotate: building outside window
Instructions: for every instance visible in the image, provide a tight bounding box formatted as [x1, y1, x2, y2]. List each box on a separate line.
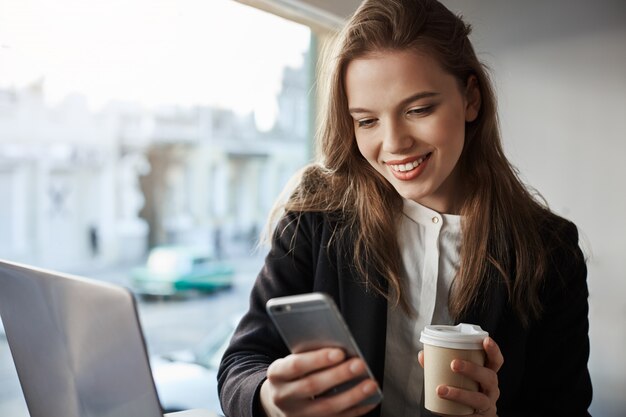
[0, 0, 318, 414]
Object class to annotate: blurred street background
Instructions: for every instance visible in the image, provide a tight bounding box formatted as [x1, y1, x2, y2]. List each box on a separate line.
[0, 0, 313, 413]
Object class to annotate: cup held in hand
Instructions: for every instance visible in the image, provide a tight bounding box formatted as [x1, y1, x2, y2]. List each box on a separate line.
[420, 323, 488, 416]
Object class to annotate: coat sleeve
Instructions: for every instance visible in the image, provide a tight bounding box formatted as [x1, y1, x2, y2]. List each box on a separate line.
[217, 212, 322, 417]
[510, 221, 592, 416]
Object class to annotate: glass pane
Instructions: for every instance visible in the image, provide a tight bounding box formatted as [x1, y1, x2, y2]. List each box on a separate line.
[0, 0, 313, 415]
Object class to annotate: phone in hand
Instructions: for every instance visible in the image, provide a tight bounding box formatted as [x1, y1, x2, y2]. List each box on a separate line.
[266, 292, 383, 406]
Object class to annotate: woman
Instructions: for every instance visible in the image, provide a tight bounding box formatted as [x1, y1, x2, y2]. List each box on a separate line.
[218, 0, 592, 416]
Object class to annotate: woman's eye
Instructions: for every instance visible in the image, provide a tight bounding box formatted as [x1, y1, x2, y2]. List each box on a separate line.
[408, 105, 433, 116]
[357, 118, 377, 128]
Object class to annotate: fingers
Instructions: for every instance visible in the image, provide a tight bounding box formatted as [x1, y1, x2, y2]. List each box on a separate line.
[265, 347, 381, 416]
[307, 378, 380, 417]
[434, 337, 503, 416]
[449, 339, 501, 400]
[450, 358, 500, 400]
[446, 338, 502, 396]
[417, 350, 424, 368]
[483, 337, 504, 373]
[268, 348, 345, 382]
[280, 356, 371, 400]
[436, 384, 495, 416]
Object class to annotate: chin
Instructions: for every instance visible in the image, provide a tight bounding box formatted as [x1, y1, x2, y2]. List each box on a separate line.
[396, 189, 428, 203]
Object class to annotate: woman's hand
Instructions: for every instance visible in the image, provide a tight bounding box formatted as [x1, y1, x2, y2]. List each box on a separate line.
[260, 348, 380, 417]
[418, 337, 504, 416]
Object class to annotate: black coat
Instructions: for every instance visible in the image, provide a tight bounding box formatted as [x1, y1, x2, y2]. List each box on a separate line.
[217, 211, 592, 417]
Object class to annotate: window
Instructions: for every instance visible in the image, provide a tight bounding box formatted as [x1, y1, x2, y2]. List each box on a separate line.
[0, 0, 315, 414]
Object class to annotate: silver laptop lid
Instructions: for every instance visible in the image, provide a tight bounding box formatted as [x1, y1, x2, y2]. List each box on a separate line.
[0, 259, 163, 417]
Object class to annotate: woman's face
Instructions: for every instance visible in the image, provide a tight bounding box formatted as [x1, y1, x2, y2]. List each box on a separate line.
[345, 49, 480, 213]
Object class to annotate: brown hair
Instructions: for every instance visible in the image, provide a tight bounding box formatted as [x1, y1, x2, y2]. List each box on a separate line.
[281, 0, 558, 326]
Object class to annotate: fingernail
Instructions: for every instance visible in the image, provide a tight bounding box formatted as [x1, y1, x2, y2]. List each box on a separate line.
[328, 349, 343, 362]
[350, 360, 364, 374]
[362, 381, 375, 394]
[452, 360, 464, 371]
[437, 385, 449, 396]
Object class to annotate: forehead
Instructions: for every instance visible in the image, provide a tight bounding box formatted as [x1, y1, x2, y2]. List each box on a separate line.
[344, 49, 458, 105]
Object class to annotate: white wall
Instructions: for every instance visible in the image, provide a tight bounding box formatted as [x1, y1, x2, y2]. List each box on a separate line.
[438, 2, 626, 415]
[297, 0, 626, 414]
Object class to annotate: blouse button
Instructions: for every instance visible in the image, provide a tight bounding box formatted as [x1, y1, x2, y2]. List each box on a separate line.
[432, 216, 440, 224]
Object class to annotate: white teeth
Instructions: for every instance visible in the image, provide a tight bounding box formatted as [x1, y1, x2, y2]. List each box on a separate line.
[390, 156, 426, 172]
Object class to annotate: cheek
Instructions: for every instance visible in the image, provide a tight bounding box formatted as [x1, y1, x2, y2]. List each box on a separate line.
[355, 134, 377, 161]
[427, 111, 466, 148]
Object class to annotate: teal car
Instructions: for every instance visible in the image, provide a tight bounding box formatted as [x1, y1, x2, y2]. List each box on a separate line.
[131, 246, 235, 297]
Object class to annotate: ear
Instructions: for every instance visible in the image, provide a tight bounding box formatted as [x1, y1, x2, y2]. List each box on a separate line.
[464, 75, 481, 122]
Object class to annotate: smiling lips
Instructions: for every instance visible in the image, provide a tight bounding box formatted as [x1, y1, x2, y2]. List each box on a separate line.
[386, 152, 432, 180]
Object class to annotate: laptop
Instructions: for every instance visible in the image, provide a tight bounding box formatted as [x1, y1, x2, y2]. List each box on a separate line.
[0, 259, 216, 417]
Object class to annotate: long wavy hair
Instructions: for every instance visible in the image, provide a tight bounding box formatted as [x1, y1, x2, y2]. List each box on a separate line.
[280, 0, 558, 326]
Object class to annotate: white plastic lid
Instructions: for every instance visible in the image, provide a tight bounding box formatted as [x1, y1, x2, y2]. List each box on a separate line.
[419, 323, 488, 350]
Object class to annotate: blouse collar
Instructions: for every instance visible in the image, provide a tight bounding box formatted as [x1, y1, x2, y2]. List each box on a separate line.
[401, 198, 462, 232]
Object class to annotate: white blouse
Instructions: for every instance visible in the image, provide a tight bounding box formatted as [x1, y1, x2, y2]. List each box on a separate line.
[380, 199, 462, 417]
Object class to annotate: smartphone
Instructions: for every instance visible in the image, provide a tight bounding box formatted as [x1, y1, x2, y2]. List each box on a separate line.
[266, 292, 383, 406]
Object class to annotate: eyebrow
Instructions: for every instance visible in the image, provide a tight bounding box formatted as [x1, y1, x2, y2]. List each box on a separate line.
[348, 91, 440, 115]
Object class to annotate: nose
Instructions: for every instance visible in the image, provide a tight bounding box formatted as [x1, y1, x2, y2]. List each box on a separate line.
[382, 118, 414, 154]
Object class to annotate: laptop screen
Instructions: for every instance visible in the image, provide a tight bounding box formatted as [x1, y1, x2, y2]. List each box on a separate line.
[0, 260, 164, 417]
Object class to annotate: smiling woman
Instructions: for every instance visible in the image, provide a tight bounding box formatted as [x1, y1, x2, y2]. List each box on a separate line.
[346, 50, 479, 212]
[218, 1, 592, 416]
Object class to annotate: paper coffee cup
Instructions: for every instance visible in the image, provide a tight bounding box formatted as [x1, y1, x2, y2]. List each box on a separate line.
[420, 323, 488, 416]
